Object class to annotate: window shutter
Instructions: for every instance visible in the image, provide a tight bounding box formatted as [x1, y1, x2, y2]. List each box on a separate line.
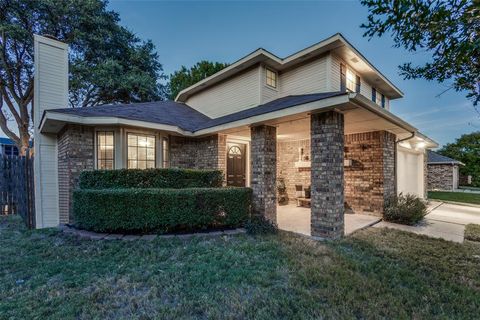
[372, 88, 377, 103]
[340, 63, 346, 92]
[381, 94, 386, 108]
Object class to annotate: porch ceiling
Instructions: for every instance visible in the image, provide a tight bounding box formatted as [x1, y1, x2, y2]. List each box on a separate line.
[217, 100, 427, 143]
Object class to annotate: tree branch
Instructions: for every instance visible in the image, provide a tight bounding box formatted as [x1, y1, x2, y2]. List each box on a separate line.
[0, 94, 20, 145]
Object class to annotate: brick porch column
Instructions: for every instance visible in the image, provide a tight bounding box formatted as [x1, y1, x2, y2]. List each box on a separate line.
[310, 111, 344, 239]
[251, 125, 277, 222]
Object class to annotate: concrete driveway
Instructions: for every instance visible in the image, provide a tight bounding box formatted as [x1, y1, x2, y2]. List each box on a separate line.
[374, 201, 480, 243]
[426, 202, 480, 225]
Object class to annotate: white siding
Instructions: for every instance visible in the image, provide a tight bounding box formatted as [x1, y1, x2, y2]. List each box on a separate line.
[279, 55, 328, 96]
[330, 54, 341, 92]
[34, 35, 68, 228]
[186, 66, 261, 118]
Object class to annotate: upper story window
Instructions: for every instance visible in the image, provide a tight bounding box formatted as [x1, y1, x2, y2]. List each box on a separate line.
[341, 64, 361, 93]
[266, 68, 277, 88]
[372, 87, 377, 103]
[96, 131, 114, 170]
[346, 69, 356, 92]
[127, 133, 156, 169]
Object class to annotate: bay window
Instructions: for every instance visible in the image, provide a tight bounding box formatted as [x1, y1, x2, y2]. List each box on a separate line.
[96, 131, 114, 170]
[162, 137, 169, 168]
[127, 133, 156, 169]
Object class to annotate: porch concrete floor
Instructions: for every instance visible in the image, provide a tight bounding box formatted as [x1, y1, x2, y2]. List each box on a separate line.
[277, 204, 381, 236]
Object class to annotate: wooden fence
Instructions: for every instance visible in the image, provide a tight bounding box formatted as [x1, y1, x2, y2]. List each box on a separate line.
[0, 150, 35, 228]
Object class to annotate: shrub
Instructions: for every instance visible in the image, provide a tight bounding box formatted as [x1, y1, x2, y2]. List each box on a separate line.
[78, 168, 223, 189]
[384, 193, 427, 225]
[73, 187, 252, 233]
[464, 224, 480, 242]
[245, 215, 278, 235]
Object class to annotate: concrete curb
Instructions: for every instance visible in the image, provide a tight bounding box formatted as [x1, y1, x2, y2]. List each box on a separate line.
[59, 225, 246, 241]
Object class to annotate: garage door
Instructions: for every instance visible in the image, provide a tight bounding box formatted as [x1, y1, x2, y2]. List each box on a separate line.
[397, 147, 425, 198]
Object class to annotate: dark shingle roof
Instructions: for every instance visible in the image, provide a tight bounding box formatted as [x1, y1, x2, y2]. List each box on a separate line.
[427, 150, 463, 165]
[196, 92, 344, 130]
[49, 101, 211, 132]
[48, 92, 344, 132]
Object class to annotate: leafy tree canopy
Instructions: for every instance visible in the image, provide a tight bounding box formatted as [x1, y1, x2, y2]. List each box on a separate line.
[168, 61, 229, 100]
[0, 0, 165, 154]
[361, 0, 480, 105]
[438, 131, 480, 187]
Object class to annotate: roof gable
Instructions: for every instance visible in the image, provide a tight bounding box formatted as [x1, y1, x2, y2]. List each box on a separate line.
[175, 33, 403, 102]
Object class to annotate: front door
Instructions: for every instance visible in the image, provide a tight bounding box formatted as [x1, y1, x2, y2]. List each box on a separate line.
[227, 144, 246, 187]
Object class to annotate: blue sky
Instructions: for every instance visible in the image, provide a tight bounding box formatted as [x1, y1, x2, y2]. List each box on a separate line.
[1, 1, 477, 147]
[105, 0, 478, 148]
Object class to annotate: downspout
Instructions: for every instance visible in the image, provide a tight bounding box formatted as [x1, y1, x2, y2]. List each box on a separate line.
[393, 132, 416, 196]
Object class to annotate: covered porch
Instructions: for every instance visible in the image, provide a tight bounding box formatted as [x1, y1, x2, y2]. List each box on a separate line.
[217, 94, 435, 239]
[277, 204, 381, 236]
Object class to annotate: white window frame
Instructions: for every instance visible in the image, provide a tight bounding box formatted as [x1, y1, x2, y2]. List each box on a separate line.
[265, 67, 277, 89]
[126, 132, 157, 169]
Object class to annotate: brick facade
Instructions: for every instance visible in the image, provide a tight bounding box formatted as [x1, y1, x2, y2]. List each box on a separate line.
[428, 164, 457, 191]
[57, 124, 94, 224]
[251, 125, 277, 222]
[277, 139, 311, 200]
[169, 134, 227, 176]
[310, 111, 344, 239]
[344, 131, 396, 216]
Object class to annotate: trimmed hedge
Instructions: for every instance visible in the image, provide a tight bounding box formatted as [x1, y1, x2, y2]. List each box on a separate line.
[73, 187, 252, 233]
[79, 168, 223, 189]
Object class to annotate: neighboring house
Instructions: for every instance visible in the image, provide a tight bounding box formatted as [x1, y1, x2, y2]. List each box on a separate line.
[34, 34, 437, 239]
[0, 138, 19, 156]
[427, 150, 464, 191]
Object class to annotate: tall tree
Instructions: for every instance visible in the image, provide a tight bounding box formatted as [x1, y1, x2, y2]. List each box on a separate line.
[168, 61, 229, 100]
[0, 0, 166, 155]
[361, 0, 480, 105]
[438, 131, 480, 187]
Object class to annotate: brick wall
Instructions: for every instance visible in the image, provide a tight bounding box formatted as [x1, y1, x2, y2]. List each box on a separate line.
[277, 139, 310, 200]
[251, 125, 277, 222]
[170, 134, 227, 175]
[428, 164, 455, 191]
[57, 124, 94, 224]
[344, 131, 396, 216]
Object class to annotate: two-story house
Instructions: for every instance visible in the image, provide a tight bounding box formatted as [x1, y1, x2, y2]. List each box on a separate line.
[35, 33, 437, 239]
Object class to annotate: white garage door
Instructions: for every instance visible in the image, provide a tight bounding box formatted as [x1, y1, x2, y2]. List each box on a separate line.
[397, 147, 425, 198]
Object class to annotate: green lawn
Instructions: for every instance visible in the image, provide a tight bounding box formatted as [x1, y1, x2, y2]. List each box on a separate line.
[428, 191, 480, 205]
[1, 216, 480, 319]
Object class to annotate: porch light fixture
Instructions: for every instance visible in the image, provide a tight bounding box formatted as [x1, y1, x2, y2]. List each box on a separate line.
[416, 142, 426, 149]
